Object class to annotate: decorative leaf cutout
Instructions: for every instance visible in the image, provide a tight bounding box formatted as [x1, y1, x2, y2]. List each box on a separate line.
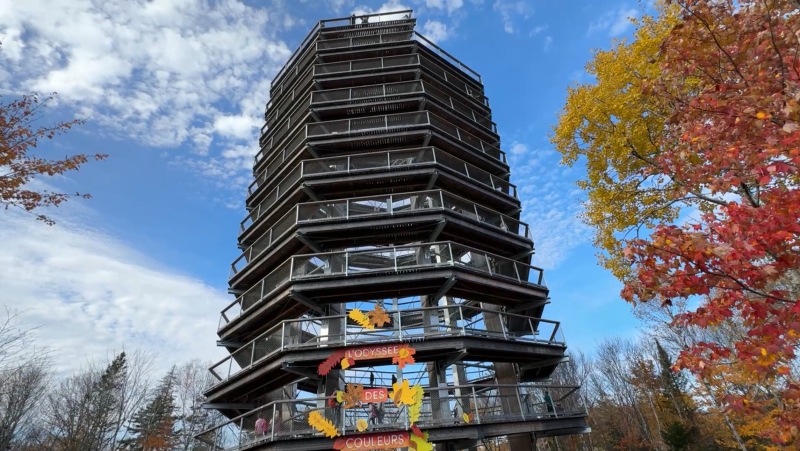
[390, 379, 417, 407]
[318, 350, 345, 376]
[368, 305, 391, 327]
[411, 424, 423, 438]
[340, 357, 351, 369]
[308, 411, 339, 438]
[348, 309, 374, 329]
[462, 412, 475, 423]
[340, 383, 363, 409]
[392, 345, 416, 368]
[409, 431, 433, 451]
[356, 419, 368, 432]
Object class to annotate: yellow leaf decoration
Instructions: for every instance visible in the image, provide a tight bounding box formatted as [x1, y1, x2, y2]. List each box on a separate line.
[356, 419, 368, 432]
[409, 431, 433, 451]
[348, 309, 373, 330]
[408, 384, 424, 424]
[308, 411, 340, 438]
[340, 357, 351, 369]
[392, 345, 416, 368]
[368, 305, 391, 327]
[335, 391, 344, 403]
[391, 379, 417, 406]
[462, 412, 475, 423]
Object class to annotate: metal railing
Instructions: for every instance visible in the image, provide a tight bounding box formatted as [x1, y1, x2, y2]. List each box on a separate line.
[314, 30, 482, 85]
[231, 190, 532, 278]
[209, 304, 564, 385]
[219, 242, 546, 330]
[243, 147, 518, 236]
[311, 80, 496, 133]
[255, 110, 504, 167]
[194, 383, 585, 450]
[316, 30, 413, 52]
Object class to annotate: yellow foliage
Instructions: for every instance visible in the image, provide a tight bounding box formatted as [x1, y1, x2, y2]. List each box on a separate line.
[409, 431, 433, 451]
[550, 2, 682, 280]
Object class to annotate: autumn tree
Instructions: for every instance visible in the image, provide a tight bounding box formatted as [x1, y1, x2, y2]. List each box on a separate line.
[122, 369, 178, 451]
[0, 86, 106, 225]
[553, 0, 800, 444]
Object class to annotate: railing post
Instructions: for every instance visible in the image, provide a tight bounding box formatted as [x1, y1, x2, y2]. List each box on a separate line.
[528, 318, 536, 341]
[388, 194, 393, 215]
[281, 322, 286, 351]
[343, 315, 348, 346]
[471, 387, 481, 424]
[345, 252, 349, 277]
[250, 341, 256, 369]
[238, 417, 244, 448]
[513, 262, 521, 283]
[458, 304, 465, 335]
[516, 386, 526, 421]
[550, 323, 560, 343]
[271, 404, 276, 442]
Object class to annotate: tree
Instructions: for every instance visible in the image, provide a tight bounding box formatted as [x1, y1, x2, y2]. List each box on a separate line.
[553, 0, 800, 444]
[47, 352, 129, 451]
[0, 85, 107, 225]
[173, 359, 222, 451]
[122, 370, 178, 451]
[44, 350, 154, 451]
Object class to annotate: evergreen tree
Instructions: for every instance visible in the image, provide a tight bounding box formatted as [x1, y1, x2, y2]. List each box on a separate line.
[122, 369, 177, 451]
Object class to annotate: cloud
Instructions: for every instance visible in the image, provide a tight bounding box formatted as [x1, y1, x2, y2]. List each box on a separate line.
[529, 24, 548, 37]
[509, 146, 592, 269]
[0, 209, 228, 376]
[425, 0, 465, 13]
[543, 36, 553, 53]
[421, 20, 452, 43]
[0, 0, 291, 183]
[492, 0, 533, 34]
[510, 141, 528, 155]
[587, 6, 640, 37]
[352, 0, 412, 18]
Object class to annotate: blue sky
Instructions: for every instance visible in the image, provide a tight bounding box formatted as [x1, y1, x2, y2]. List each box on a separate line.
[0, 0, 650, 374]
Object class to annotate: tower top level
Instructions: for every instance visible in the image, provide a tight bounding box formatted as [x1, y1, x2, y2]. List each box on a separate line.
[195, 9, 589, 451]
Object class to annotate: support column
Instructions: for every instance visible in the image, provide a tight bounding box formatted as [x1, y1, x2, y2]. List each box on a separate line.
[481, 302, 535, 451]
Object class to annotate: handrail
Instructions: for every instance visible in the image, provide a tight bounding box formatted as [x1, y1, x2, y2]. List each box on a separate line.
[242, 148, 519, 237]
[230, 189, 532, 278]
[255, 110, 504, 168]
[194, 382, 586, 450]
[209, 303, 564, 386]
[218, 241, 546, 330]
[310, 80, 497, 134]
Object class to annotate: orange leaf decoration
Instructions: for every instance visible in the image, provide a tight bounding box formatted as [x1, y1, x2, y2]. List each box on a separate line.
[341, 383, 363, 409]
[368, 305, 391, 327]
[392, 345, 416, 368]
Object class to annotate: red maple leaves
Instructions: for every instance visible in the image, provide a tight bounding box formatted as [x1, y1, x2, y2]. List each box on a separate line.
[620, 0, 800, 443]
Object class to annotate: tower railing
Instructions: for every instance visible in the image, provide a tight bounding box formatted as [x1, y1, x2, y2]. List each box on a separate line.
[194, 383, 585, 451]
[255, 110, 505, 169]
[242, 148, 518, 238]
[209, 304, 565, 385]
[231, 189, 532, 278]
[219, 242, 546, 330]
[311, 80, 497, 133]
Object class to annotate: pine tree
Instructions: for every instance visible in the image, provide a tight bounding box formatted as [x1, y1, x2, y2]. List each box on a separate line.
[122, 369, 177, 451]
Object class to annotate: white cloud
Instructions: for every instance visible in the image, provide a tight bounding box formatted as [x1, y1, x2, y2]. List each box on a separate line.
[588, 6, 639, 37]
[421, 20, 452, 43]
[0, 210, 228, 376]
[509, 146, 592, 269]
[543, 35, 553, 53]
[510, 141, 528, 155]
[425, 0, 465, 13]
[0, 0, 291, 183]
[492, 0, 533, 34]
[529, 24, 548, 37]
[352, 0, 412, 19]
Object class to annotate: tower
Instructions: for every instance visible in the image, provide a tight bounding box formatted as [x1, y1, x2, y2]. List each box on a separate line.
[195, 10, 589, 451]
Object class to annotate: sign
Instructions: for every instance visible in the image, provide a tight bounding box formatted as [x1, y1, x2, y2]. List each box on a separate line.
[343, 343, 403, 361]
[361, 388, 388, 403]
[333, 431, 410, 451]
